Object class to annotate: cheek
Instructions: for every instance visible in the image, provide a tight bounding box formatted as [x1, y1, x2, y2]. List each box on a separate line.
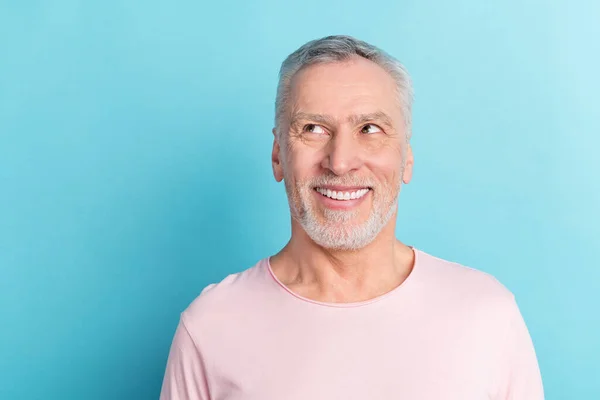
[286, 146, 323, 180]
[363, 135, 404, 158]
[366, 146, 405, 183]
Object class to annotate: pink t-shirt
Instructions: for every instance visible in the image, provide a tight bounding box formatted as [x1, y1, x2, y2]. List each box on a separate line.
[160, 248, 544, 399]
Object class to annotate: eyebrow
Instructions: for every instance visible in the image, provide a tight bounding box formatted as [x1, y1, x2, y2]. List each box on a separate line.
[289, 112, 337, 129]
[348, 112, 394, 129]
[289, 111, 394, 130]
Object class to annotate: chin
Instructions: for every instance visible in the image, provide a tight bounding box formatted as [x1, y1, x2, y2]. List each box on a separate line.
[300, 217, 380, 251]
[312, 232, 378, 251]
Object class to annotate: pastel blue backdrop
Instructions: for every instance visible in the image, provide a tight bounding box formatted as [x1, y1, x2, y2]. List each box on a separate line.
[1, 1, 598, 399]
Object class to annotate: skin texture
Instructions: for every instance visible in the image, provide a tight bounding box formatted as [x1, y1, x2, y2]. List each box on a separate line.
[269, 56, 416, 304]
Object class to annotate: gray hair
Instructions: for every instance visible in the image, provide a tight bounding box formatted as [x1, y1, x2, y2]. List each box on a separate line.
[274, 35, 414, 140]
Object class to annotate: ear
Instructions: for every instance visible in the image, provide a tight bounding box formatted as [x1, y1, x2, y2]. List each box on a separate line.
[272, 128, 284, 182]
[402, 143, 414, 184]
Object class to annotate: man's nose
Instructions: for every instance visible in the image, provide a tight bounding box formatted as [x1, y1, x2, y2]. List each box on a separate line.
[321, 131, 363, 176]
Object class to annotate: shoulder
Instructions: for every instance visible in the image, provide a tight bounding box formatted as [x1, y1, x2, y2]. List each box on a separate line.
[180, 259, 268, 331]
[414, 248, 519, 316]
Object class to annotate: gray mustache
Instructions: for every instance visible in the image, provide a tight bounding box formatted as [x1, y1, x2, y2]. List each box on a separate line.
[308, 177, 375, 188]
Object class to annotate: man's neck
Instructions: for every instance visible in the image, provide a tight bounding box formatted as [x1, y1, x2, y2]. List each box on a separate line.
[270, 221, 415, 303]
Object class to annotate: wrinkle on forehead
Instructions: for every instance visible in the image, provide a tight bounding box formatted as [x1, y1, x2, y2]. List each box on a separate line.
[284, 59, 403, 132]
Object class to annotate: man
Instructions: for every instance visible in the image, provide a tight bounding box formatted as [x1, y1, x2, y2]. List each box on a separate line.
[160, 35, 544, 399]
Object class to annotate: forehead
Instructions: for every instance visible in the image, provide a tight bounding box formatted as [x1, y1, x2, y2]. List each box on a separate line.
[288, 57, 400, 119]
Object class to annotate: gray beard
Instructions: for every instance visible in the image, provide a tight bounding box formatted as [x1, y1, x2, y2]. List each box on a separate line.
[286, 181, 401, 251]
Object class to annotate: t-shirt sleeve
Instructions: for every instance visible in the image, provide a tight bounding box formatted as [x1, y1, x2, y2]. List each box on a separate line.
[159, 315, 211, 400]
[495, 295, 545, 399]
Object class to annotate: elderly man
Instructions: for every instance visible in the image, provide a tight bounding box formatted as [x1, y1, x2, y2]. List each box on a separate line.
[160, 35, 544, 399]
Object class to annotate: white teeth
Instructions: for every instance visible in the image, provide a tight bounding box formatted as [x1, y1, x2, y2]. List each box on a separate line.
[316, 188, 370, 201]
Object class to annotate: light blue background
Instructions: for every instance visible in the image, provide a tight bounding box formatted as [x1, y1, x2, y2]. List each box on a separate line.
[1, 1, 598, 398]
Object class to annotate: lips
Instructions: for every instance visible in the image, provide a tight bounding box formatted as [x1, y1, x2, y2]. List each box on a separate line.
[315, 187, 371, 201]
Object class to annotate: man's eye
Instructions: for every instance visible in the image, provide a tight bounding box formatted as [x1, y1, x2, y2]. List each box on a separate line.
[360, 124, 382, 134]
[303, 124, 326, 134]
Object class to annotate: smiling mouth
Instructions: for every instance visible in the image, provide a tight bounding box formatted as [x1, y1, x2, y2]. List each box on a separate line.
[314, 187, 371, 201]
